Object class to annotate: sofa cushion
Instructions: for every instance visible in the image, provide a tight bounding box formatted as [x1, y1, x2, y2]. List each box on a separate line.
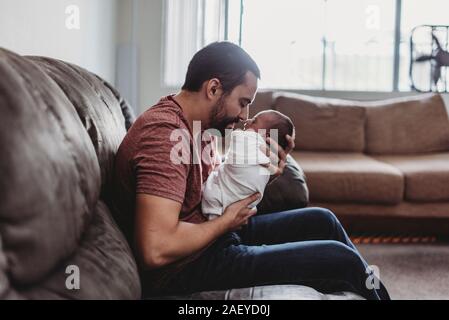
[11, 202, 141, 299]
[27, 56, 133, 198]
[365, 94, 449, 154]
[274, 93, 366, 152]
[310, 201, 449, 219]
[257, 155, 309, 214]
[292, 151, 404, 204]
[374, 153, 449, 202]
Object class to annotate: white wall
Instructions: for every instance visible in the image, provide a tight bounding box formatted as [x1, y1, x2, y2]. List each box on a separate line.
[0, 0, 118, 84]
[134, 0, 173, 112]
[117, 0, 187, 113]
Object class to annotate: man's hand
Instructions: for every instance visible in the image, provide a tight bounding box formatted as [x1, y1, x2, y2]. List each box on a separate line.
[260, 134, 295, 183]
[221, 193, 261, 231]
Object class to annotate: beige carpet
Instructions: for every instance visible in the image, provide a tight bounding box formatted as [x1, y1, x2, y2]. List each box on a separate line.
[357, 243, 449, 300]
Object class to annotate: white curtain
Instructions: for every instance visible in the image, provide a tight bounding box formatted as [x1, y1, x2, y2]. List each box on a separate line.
[163, 0, 227, 87]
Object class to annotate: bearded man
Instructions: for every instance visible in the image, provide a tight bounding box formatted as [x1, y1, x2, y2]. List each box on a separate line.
[112, 42, 390, 300]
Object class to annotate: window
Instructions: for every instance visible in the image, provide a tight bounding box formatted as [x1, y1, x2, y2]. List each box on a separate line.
[237, 0, 395, 91]
[238, 0, 325, 90]
[322, 0, 395, 91]
[163, 0, 449, 92]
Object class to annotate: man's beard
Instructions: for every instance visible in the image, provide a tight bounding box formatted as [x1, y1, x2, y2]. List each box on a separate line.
[208, 96, 240, 136]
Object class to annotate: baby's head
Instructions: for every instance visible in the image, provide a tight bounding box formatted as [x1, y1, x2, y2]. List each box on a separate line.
[244, 110, 295, 149]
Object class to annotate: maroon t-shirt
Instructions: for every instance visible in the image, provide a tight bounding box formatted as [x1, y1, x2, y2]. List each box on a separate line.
[112, 95, 220, 290]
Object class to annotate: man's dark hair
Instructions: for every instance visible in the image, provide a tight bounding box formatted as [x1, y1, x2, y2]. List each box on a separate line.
[182, 42, 261, 94]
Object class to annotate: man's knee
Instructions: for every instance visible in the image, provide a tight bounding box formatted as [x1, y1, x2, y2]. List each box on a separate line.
[325, 241, 366, 274]
[306, 207, 341, 229]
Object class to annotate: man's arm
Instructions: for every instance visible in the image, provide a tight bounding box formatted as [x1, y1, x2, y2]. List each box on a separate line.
[135, 193, 260, 269]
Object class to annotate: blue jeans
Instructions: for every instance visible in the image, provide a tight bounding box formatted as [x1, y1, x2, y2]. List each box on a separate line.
[159, 207, 391, 300]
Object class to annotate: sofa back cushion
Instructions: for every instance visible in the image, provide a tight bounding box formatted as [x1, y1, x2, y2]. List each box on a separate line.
[27, 57, 135, 198]
[274, 93, 366, 152]
[364, 94, 449, 154]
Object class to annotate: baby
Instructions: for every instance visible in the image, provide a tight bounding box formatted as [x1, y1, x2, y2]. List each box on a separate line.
[201, 110, 295, 220]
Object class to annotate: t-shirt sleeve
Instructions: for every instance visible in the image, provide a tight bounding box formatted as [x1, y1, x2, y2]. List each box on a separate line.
[133, 121, 190, 204]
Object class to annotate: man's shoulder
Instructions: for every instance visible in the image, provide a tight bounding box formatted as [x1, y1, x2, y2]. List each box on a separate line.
[137, 96, 188, 129]
[122, 96, 192, 150]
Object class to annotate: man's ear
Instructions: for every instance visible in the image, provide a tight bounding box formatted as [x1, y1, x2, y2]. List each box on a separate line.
[206, 78, 222, 100]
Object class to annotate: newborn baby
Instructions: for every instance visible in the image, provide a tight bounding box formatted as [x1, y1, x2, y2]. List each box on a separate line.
[201, 110, 295, 220]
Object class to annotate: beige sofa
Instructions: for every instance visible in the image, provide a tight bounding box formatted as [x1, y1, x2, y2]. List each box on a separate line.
[251, 91, 449, 235]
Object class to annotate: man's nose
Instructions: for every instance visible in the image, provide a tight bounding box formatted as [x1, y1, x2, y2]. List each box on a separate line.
[238, 107, 249, 122]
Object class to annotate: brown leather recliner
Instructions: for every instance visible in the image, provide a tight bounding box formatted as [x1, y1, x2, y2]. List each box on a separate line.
[0, 48, 140, 299]
[0, 48, 362, 300]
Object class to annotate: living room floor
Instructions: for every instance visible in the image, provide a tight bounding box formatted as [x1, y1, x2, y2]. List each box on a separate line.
[357, 243, 449, 300]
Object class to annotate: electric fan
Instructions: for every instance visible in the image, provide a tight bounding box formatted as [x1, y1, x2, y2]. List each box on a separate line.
[410, 25, 449, 92]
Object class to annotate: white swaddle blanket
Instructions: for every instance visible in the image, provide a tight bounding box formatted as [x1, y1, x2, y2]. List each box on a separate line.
[201, 130, 271, 220]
